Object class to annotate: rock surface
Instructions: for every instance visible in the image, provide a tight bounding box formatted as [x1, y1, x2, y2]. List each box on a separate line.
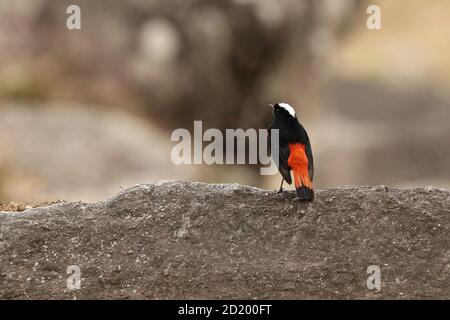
[0, 181, 449, 299]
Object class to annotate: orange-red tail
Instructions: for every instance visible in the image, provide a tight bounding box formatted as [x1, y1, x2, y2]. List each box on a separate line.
[288, 143, 314, 201]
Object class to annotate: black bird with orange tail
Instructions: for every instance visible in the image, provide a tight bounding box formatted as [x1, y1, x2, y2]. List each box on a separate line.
[268, 103, 314, 201]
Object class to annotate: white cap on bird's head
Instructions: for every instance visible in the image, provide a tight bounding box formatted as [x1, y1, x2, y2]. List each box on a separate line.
[268, 102, 296, 118]
[278, 103, 296, 117]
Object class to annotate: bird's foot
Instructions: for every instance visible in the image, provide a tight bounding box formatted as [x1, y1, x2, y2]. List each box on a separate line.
[277, 188, 284, 194]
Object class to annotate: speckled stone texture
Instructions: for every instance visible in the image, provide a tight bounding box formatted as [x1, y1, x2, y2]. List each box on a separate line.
[1, 181, 449, 299]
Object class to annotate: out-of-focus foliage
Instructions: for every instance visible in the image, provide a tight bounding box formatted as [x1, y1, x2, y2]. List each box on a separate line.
[1, 0, 450, 202]
[0, 0, 361, 130]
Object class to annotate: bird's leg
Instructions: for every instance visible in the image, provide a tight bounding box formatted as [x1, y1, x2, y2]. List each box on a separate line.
[277, 178, 284, 194]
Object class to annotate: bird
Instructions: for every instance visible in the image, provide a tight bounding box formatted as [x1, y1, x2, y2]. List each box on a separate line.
[268, 103, 314, 201]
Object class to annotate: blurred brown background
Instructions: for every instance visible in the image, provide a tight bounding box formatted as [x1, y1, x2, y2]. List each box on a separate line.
[0, 0, 449, 202]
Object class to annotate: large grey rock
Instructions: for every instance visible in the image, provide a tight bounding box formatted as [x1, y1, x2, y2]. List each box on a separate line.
[0, 181, 449, 299]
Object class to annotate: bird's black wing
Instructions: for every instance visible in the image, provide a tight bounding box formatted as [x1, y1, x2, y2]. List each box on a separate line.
[305, 141, 314, 182]
[268, 125, 292, 184]
[278, 142, 292, 184]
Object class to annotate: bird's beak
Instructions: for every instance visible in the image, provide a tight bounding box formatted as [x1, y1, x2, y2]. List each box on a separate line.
[268, 104, 274, 109]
